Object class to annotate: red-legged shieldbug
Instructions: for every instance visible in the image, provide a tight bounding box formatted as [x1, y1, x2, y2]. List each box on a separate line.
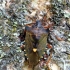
[19, 20, 53, 70]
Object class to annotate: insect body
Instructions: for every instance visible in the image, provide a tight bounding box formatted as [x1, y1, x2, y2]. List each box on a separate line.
[19, 20, 53, 70]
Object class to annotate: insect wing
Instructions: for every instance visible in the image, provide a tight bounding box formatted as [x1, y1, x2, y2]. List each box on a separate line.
[37, 34, 48, 58]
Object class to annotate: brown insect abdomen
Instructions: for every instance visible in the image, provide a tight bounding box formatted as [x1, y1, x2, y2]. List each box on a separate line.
[25, 31, 40, 69]
[28, 52, 39, 69]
